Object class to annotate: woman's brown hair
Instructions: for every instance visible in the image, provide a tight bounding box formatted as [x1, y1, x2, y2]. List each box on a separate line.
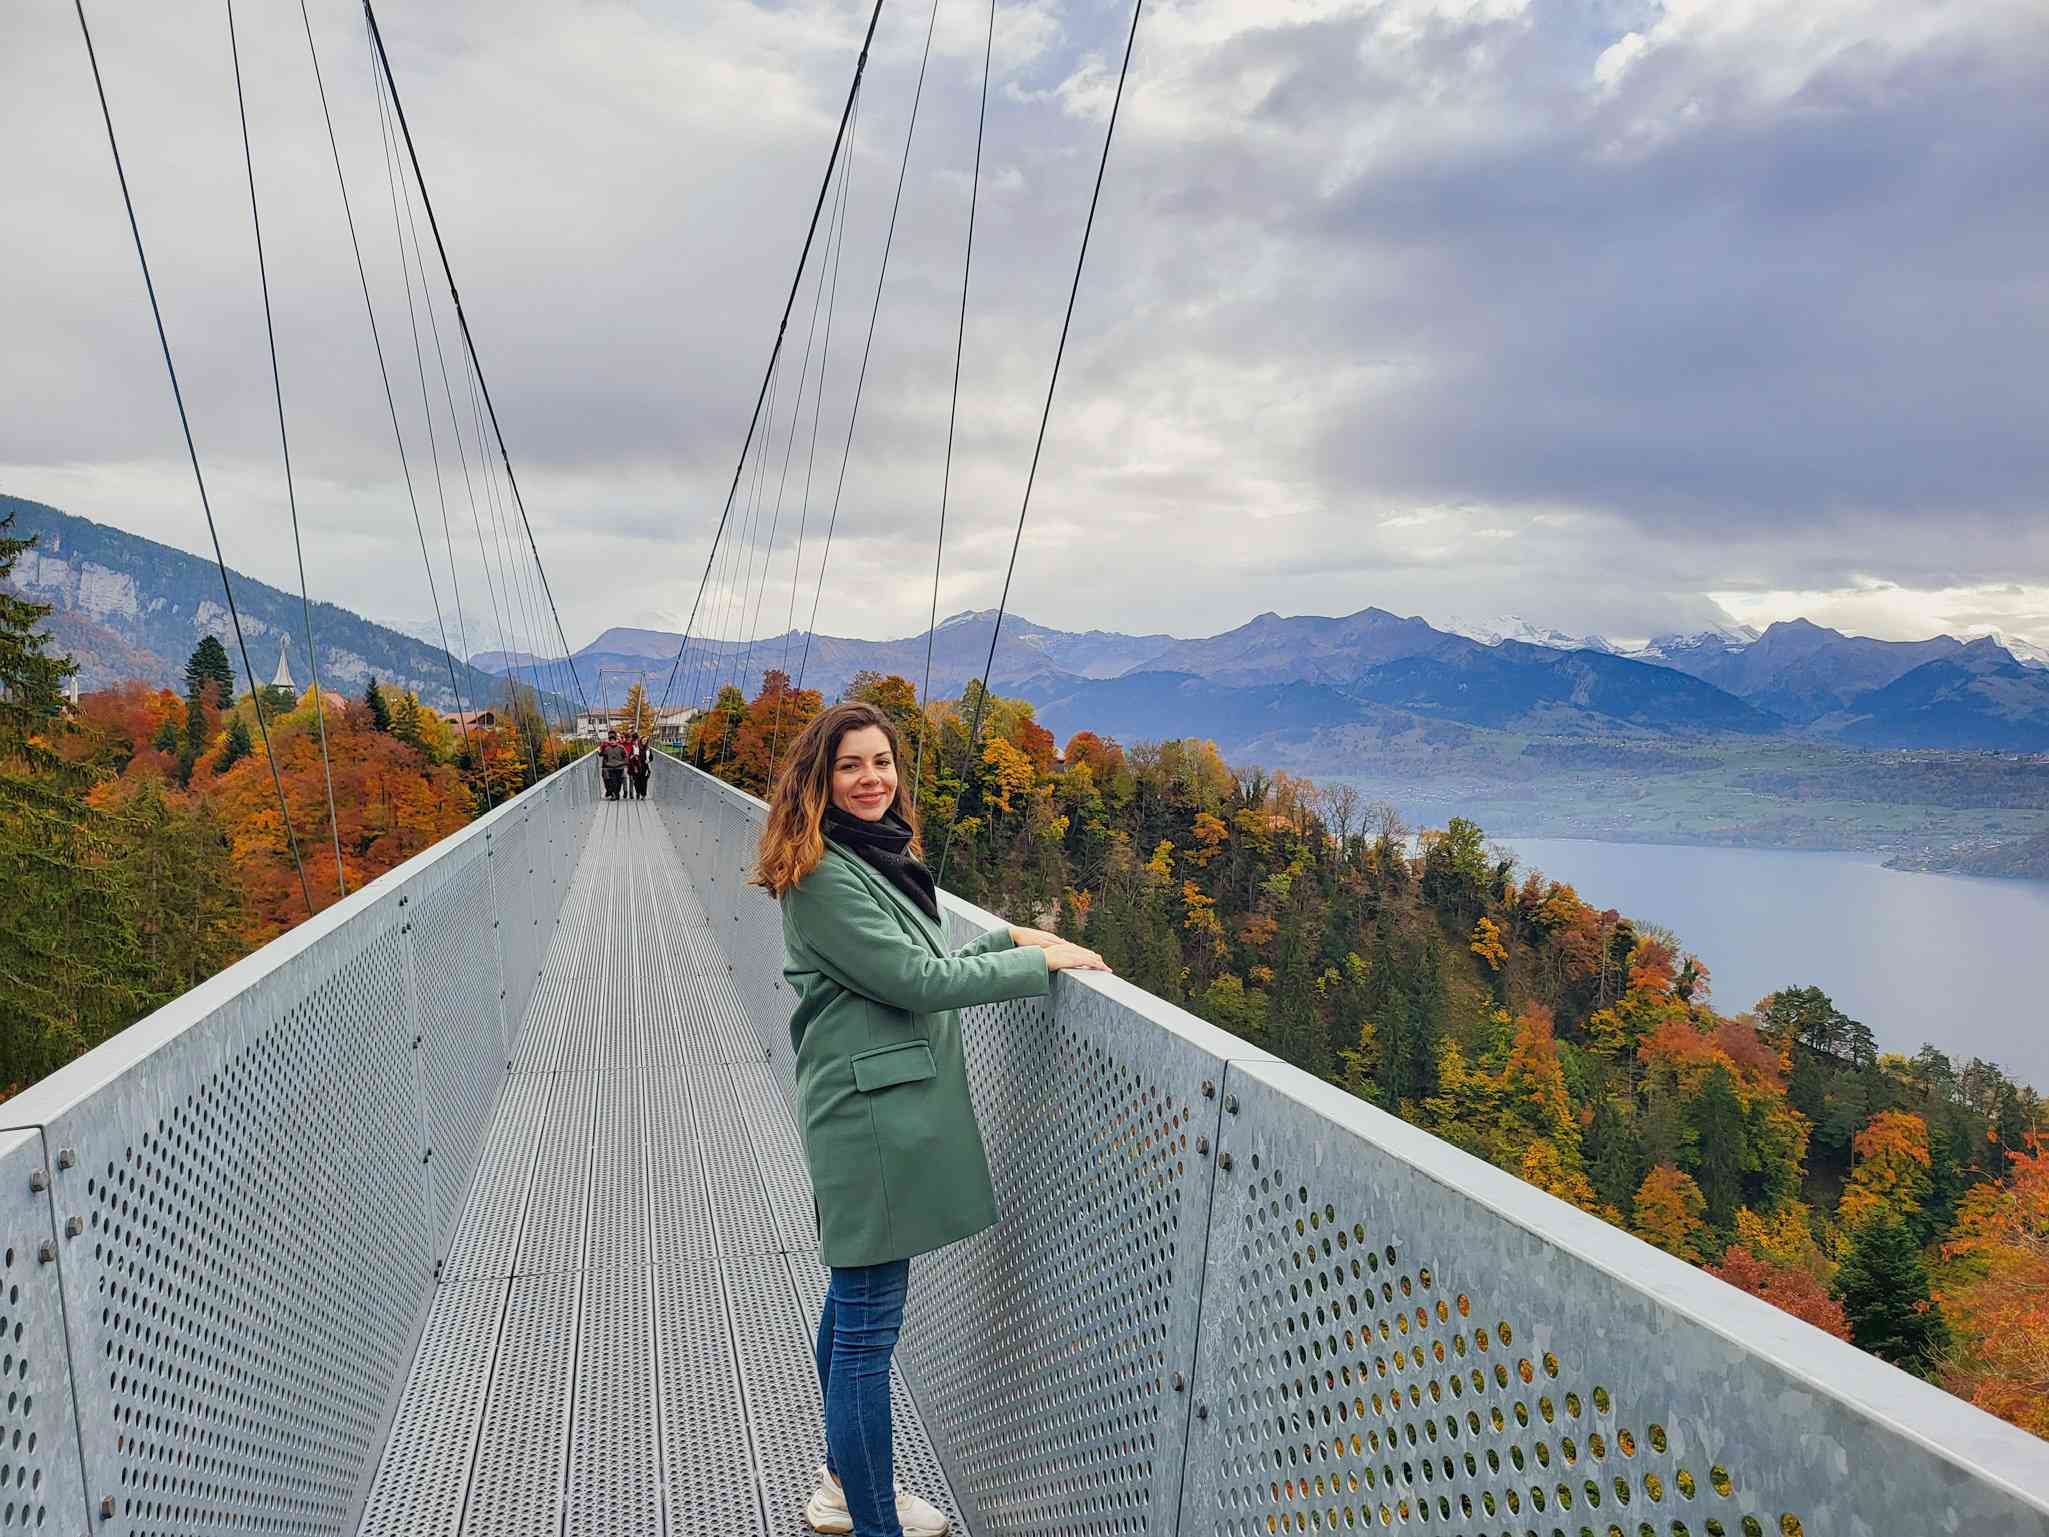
[751, 701, 923, 896]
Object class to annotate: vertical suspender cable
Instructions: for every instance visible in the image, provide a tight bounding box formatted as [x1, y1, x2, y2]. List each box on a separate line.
[227, 0, 346, 898]
[368, 42, 543, 788]
[911, 0, 995, 807]
[790, 0, 942, 705]
[766, 115, 857, 777]
[363, 0, 591, 728]
[74, 0, 316, 919]
[652, 0, 889, 721]
[294, 0, 492, 811]
[935, 0, 1146, 890]
[739, 86, 858, 723]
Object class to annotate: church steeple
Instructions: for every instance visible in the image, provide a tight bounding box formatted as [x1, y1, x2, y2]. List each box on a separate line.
[271, 638, 293, 692]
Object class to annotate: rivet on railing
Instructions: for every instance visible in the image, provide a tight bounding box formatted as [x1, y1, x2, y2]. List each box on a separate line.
[1197, 1403, 1209, 1420]
[1173, 1371, 1186, 1392]
[29, 1168, 48, 1193]
[37, 1241, 55, 1265]
[1224, 1094, 1238, 1115]
[1196, 1136, 1210, 1156]
[422, 1149, 433, 1165]
[1201, 1079, 1215, 1098]
[65, 1215, 83, 1237]
[56, 1147, 75, 1169]
[1218, 1151, 1234, 1171]
[100, 1496, 115, 1519]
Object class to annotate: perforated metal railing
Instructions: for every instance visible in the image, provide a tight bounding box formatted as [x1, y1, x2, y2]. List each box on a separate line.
[655, 757, 2049, 1537]
[6, 752, 2049, 1537]
[0, 757, 594, 1537]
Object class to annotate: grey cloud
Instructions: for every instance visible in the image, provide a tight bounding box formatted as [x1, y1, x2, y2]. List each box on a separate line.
[4, 0, 2046, 659]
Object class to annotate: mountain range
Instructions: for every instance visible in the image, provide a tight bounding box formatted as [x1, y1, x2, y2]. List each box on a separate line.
[515, 605, 2049, 759]
[14, 499, 2049, 760]
[1, 496, 538, 715]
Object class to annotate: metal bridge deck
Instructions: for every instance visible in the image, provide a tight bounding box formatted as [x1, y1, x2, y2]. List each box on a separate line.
[356, 801, 969, 1537]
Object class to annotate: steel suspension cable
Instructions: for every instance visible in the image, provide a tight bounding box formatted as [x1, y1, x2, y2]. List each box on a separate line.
[363, 0, 590, 727]
[654, 0, 888, 722]
[708, 347, 784, 761]
[408, 179, 520, 742]
[912, 0, 995, 808]
[227, 0, 346, 899]
[934, 0, 1147, 890]
[744, 92, 857, 739]
[790, 0, 944, 703]
[366, 40, 526, 789]
[767, 116, 858, 777]
[377, 55, 560, 775]
[295, 0, 491, 810]
[73, 0, 316, 920]
[463, 346, 541, 724]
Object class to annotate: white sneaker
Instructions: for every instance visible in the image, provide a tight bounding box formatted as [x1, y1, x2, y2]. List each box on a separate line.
[805, 1462, 948, 1537]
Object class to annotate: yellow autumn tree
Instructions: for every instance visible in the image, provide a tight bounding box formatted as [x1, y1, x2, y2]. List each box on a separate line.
[1633, 1165, 1711, 1261]
[980, 735, 1034, 815]
[620, 681, 654, 738]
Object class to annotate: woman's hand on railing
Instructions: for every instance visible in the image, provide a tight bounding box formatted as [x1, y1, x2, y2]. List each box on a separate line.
[1042, 940, 1111, 973]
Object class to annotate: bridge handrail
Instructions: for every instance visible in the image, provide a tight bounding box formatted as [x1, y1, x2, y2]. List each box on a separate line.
[0, 754, 597, 1535]
[652, 752, 2049, 1537]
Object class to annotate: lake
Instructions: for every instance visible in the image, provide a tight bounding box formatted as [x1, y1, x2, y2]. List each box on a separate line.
[1496, 838, 2049, 1091]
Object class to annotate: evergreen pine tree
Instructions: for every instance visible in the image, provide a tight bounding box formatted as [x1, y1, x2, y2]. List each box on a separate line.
[184, 636, 234, 710]
[213, 714, 253, 774]
[0, 516, 75, 761]
[394, 691, 424, 748]
[1689, 1064, 1750, 1233]
[1834, 1216, 1951, 1376]
[1584, 1096, 1644, 1215]
[364, 677, 392, 731]
[151, 715, 180, 755]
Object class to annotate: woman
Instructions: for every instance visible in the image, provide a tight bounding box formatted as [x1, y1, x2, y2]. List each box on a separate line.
[752, 701, 1108, 1537]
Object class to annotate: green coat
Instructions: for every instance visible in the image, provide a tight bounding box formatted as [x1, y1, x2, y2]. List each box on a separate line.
[781, 842, 1050, 1267]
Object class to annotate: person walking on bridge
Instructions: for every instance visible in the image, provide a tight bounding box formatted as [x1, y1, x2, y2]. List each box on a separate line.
[752, 701, 1108, 1537]
[598, 728, 627, 800]
[627, 732, 650, 799]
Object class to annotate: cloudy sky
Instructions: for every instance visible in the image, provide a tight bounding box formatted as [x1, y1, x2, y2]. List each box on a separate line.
[5, 0, 2047, 663]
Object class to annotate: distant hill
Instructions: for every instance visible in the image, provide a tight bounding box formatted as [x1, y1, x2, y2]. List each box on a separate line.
[1825, 638, 2049, 750]
[1646, 618, 1968, 723]
[497, 610, 1181, 712]
[2, 495, 535, 713]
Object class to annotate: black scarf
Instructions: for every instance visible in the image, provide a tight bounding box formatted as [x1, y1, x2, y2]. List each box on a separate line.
[824, 804, 940, 922]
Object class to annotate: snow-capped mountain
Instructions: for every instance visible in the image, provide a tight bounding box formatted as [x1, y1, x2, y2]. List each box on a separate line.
[1968, 627, 2049, 671]
[1627, 622, 1763, 661]
[1440, 613, 1615, 653]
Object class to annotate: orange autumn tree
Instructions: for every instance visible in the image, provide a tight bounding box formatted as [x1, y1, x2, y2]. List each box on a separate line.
[1938, 1135, 2049, 1436]
[208, 694, 472, 940]
[1840, 1110, 1934, 1230]
[1710, 1245, 1850, 1340]
[730, 670, 823, 789]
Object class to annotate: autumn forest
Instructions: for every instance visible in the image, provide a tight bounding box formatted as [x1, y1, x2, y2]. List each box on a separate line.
[685, 666, 2049, 1441]
[0, 516, 584, 1089]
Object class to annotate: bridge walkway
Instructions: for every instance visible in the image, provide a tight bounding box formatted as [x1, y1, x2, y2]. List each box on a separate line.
[354, 799, 968, 1537]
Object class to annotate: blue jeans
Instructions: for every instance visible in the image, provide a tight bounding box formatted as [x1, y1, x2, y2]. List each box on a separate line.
[815, 1258, 909, 1537]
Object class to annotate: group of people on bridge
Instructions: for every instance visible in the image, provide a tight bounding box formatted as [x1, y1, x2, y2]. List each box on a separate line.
[598, 729, 651, 800]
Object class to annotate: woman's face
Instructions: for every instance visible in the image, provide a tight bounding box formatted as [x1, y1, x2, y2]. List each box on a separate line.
[829, 724, 898, 821]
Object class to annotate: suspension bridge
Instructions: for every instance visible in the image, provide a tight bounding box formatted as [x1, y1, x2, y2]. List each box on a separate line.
[9, 1, 2049, 1534]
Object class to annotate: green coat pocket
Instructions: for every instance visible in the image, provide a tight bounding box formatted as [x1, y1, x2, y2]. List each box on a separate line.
[850, 1039, 937, 1092]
